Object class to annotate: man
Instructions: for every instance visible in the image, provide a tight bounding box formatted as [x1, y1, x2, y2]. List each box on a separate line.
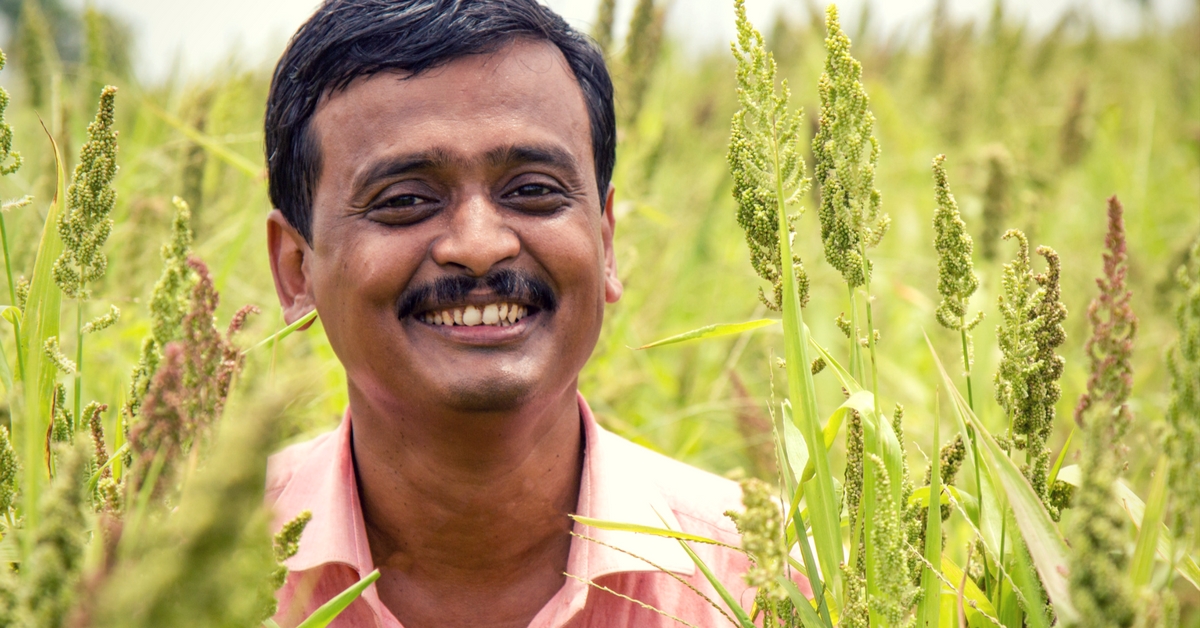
[263, 1, 799, 626]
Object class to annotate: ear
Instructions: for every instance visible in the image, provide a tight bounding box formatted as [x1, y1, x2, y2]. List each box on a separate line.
[601, 184, 623, 304]
[267, 209, 317, 328]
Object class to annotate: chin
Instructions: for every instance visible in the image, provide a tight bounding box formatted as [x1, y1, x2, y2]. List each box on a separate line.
[442, 375, 539, 413]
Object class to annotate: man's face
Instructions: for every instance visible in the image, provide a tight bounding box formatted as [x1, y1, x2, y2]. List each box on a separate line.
[268, 39, 621, 415]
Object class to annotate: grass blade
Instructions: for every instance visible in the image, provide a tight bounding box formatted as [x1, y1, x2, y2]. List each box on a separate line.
[246, 309, 319, 355]
[777, 575, 826, 628]
[637, 319, 778, 349]
[140, 96, 264, 179]
[570, 515, 738, 549]
[674, 537, 755, 627]
[295, 569, 381, 628]
[1130, 456, 1168, 589]
[16, 121, 66, 546]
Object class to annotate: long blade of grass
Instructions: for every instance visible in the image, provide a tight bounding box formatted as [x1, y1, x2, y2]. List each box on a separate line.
[673, 537, 755, 627]
[790, 496, 834, 627]
[777, 575, 826, 628]
[570, 515, 739, 550]
[295, 569, 381, 628]
[1130, 456, 1169, 589]
[637, 319, 778, 349]
[925, 334, 1077, 624]
[246, 309, 319, 355]
[139, 96, 264, 179]
[16, 121, 66, 549]
[918, 400, 943, 627]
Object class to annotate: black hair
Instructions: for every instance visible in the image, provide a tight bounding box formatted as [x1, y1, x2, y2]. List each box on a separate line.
[265, 0, 616, 243]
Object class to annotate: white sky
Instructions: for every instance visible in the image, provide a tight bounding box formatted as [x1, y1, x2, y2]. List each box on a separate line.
[65, 0, 1194, 83]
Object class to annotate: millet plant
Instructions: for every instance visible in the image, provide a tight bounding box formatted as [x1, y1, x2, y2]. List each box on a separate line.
[0, 48, 374, 627]
[586, 3, 1200, 627]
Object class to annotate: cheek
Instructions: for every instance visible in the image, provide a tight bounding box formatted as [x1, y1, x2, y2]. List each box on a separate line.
[311, 229, 424, 343]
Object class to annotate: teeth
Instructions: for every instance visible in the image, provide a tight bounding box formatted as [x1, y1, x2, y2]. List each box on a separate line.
[422, 302, 530, 327]
[482, 304, 499, 325]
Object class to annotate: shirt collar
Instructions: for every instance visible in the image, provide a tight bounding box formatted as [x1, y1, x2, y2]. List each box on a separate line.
[268, 392, 696, 580]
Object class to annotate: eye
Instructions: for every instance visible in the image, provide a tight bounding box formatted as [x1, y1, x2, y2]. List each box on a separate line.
[503, 180, 567, 215]
[366, 194, 439, 226]
[513, 183, 553, 197]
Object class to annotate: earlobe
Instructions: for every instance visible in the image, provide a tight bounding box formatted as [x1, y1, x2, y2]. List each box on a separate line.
[601, 185, 623, 304]
[266, 210, 317, 327]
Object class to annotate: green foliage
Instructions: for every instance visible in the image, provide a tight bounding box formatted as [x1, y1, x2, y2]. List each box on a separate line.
[811, 5, 888, 290]
[728, 0, 810, 310]
[54, 86, 117, 301]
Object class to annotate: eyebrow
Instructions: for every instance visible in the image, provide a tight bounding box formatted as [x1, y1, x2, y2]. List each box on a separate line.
[484, 144, 579, 173]
[351, 143, 582, 196]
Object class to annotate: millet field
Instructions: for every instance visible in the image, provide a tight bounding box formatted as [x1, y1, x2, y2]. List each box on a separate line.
[0, 0, 1195, 625]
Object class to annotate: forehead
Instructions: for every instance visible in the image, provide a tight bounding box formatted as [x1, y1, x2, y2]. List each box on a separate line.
[308, 38, 594, 191]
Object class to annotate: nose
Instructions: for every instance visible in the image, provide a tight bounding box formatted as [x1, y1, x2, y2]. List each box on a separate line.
[430, 192, 520, 276]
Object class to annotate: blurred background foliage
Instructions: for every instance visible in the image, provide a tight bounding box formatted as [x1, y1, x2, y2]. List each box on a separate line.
[0, 0, 1195, 619]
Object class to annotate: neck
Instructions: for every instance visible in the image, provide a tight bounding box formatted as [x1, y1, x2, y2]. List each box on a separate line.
[349, 383, 584, 628]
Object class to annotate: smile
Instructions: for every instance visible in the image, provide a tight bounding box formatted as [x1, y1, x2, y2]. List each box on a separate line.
[418, 302, 530, 327]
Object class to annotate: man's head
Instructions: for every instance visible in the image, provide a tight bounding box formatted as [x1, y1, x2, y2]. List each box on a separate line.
[265, 0, 616, 243]
[265, 0, 623, 417]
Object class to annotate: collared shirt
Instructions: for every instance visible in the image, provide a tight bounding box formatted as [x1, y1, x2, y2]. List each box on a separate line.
[266, 393, 809, 627]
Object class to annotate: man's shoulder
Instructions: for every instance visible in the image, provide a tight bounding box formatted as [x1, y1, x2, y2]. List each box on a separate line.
[596, 427, 744, 540]
[265, 429, 340, 504]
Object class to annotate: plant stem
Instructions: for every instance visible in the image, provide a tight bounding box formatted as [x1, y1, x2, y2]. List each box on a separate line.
[74, 299, 82, 430]
[958, 324, 975, 411]
[0, 211, 23, 380]
[848, 286, 864, 381]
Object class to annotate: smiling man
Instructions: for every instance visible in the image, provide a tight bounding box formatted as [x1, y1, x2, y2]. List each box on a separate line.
[262, 1, 791, 627]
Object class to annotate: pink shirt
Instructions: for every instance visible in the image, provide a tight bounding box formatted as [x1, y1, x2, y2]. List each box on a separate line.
[266, 393, 809, 627]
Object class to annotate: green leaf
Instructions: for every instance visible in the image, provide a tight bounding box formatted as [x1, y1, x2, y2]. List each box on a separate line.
[674, 536, 755, 627]
[777, 575, 826, 628]
[569, 515, 737, 549]
[941, 556, 999, 619]
[926, 334, 1076, 624]
[16, 122, 66, 549]
[637, 318, 778, 349]
[246, 309, 319, 355]
[1047, 425, 1074, 488]
[295, 569, 381, 628]
[781, 400, 809, 486]
[1130, 456, 1169, 589]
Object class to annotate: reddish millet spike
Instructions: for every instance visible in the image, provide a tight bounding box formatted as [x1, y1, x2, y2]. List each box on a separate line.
[1074, 196, 1137, 449]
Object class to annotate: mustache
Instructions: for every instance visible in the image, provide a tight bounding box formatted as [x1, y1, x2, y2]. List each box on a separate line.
[396, 268, 558, 319]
